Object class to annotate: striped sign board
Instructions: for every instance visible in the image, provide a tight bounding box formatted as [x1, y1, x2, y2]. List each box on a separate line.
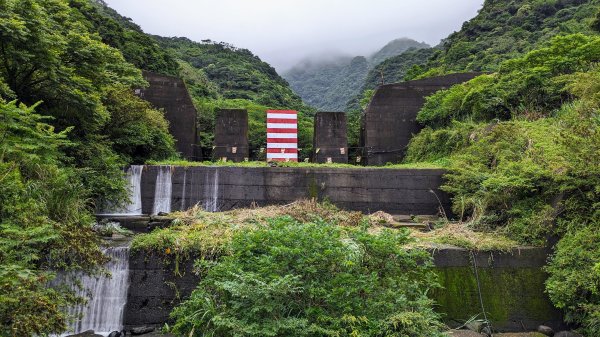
[266, 110, 298, 162]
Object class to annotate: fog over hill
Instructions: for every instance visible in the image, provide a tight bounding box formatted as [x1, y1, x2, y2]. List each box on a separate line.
[283, 37, 430, 111]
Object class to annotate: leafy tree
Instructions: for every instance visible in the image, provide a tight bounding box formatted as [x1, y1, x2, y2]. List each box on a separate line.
[69, 0, 180, 76]
[0, 0, 175, 200]
[170, 217, 444, 337]
[103, 85, 176, 163]
[0, 101, 106, 336]
[546, 224, 600, 336]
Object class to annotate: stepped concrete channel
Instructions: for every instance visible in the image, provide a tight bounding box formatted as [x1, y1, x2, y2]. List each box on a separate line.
[94, 165, 563, 334]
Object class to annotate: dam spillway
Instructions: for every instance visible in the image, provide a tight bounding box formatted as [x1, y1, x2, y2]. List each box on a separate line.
[53, 245, 130, 336]
[133, 165, 450, 215]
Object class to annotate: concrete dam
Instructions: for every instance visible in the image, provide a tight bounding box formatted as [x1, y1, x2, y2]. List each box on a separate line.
[67, 72, 564, 335]
[107, 165, 451, 216]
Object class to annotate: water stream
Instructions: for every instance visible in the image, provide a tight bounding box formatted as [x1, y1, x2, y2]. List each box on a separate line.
[98, 165, 143, 215]
[152, 165, 173, 215]
[203, 167, 220, 212]
[54, 245, 130, 336]
[180, 169, 187, 211]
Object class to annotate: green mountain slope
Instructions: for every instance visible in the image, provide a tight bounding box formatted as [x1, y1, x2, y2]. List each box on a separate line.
[70, 0, 180, 76]
[284, 38, 429, 111]
[370, 38, 430, 66]
[409, 0, 599, 78]
[154, 36, 305, 110]
[346, 48, 437, 111]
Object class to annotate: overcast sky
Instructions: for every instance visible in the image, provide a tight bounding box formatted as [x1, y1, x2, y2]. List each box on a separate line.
[103, 0, 484, 72]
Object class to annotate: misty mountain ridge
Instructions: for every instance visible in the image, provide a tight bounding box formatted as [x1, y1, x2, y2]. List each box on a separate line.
[283, 37, 430, 111]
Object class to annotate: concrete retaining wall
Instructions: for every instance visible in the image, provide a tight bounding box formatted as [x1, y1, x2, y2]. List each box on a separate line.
[124, 247, 563, 332]
[138, 165, 451, 215]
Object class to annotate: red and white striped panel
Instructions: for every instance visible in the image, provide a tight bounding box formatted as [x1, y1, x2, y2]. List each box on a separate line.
[266, 110, 298, 162]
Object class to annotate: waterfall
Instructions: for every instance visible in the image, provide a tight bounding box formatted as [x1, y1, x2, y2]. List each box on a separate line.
[180, 169, 188, 211]
[98, 165, 143, 215]
[203, 168, 220, 212]
[152, 165, 172, 215]
[54, 245, 130, 336]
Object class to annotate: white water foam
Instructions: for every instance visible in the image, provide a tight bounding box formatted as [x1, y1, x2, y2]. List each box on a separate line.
[152, 165, 172, 215]
[53, 246, 130, 336]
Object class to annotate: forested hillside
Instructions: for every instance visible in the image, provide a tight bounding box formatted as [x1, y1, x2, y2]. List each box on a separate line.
[370, 38, 430, 66]
[408, 0, 599, 78]
[74, 0, 314, 159]
[346, 47, 437, 111]
[70, 0, 180, 76]
[284, 38, 429, 111]
[398, 2, 600, 332]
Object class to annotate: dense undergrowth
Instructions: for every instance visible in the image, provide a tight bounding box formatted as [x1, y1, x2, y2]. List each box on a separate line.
[404, 33, 600, 334]
[170, 218, 443, 337]
[134, 201, 512, 337]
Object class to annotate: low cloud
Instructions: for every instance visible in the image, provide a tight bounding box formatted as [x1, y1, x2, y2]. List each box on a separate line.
[104, 0, 483, 71]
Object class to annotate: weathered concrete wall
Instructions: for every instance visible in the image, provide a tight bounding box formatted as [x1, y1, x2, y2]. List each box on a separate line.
[432, 247, 564, 332]
[124, 247, 563, 332]
[363, 73, 482, 165]
[137, 71, 198, 160]
[213, 109, 249, 162]
[313, 112, 348, 163]
[138, 165, 451, 215]
[124, 252, 199, 328]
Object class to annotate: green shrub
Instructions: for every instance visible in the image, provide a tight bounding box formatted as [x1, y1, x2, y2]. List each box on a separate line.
[546, 224, 600, 336]
[404, 121, 479, 163]
[169, 216, 444, 337]
[416, 34, 600, 129]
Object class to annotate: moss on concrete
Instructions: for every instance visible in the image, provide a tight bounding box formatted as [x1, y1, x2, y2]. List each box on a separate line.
[434, 266, 560, 331]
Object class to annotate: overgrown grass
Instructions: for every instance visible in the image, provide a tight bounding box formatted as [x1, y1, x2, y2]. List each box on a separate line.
[411, 223, 519, 252]
[131, 200, 520, 257]
[146, 159, 446, 169]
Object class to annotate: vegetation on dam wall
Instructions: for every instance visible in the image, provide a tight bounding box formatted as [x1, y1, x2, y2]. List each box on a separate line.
[169, 217, 444, 337]
[403, 33, 600, 334]
[129, 202, 562, 333]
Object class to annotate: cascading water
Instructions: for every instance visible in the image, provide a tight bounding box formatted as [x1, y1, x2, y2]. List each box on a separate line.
[180, 169, 188, 211]
[203, 168, 220, 212]
[54, 245, 130, 336]
[152, 165, 173, 215]
[98, 165, 143, 215]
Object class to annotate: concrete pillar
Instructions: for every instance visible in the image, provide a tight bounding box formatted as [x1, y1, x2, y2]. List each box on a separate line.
[313, 111, 348, 164]
[137, 71, 198, 160]
[362, 73, 482, 166]
[213, 109, 249, 162]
